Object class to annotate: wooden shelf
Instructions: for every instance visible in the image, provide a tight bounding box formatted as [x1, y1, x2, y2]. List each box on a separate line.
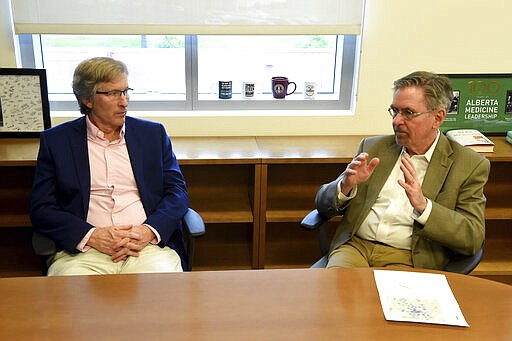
[486, 136, 512, 161]
[266, 210, 344, 223]
[1, 136, 511, 283]
[471, 220, 512, 280]
[198, 210, 254, 224]
[485, 208, 512, 220]
[473, 262, 512, 276]
[193, 223, 254, 270]
[263, 207, 512, 222]
[0, 214, 31, 228]
[473, 256, 512, 282]
[183, 162, 257, 224]
[266, 209, 314, 223]
[0, 139, 39, 166]
[173, 136, 261, 165]
[257, 135, 363, 163]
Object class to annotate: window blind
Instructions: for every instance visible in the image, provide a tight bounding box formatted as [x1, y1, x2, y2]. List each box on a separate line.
[11, 0, 363, 35]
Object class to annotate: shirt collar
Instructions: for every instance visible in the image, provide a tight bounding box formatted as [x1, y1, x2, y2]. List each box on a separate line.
[86, 115, 125, 141]
[402, 130, 440, 162]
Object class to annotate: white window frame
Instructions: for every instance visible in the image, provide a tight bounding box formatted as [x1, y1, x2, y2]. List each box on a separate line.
[18, 34, 358, 113]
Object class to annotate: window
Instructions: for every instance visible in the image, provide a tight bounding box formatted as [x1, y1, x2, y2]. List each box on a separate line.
[18, 34, 358, 113]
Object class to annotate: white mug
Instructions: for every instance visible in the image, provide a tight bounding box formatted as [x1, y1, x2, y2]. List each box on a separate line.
[242, 81, 255, 98]
[304, 81, 316, 99]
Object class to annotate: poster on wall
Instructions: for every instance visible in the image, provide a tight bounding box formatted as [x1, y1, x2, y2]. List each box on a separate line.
[441, 74, 512, 135]
[0, 68, 51, 137]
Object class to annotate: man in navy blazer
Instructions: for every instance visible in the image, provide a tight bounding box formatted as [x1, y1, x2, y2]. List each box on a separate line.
[30, 57, 189, 275]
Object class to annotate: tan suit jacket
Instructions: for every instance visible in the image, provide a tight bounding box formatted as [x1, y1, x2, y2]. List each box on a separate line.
[315, 134, 490, 270]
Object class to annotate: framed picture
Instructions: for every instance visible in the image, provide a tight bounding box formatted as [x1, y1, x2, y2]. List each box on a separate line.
[0, 68, 51, 137]
[441, 74, 512, 135]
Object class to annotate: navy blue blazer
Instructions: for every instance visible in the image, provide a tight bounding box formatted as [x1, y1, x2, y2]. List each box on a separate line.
[30, 116, 190, 269]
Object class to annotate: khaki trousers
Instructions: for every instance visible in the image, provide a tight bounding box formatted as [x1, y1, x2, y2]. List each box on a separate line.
[48, 244, 182, 276]
[327, 235, 413, 269]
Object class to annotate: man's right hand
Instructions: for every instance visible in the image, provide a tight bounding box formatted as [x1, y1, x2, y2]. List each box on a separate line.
[340, 152, 380, 195]
[86, 225, 133, 262]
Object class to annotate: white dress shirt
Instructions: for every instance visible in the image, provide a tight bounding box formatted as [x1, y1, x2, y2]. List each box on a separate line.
[337, 133, 439, 250]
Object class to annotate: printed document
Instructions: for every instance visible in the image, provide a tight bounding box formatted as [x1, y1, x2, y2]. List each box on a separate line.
[373, 269, 469, 327]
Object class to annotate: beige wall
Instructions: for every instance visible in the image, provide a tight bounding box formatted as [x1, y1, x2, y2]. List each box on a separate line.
[0, 0, 17, 67]
[2, 0, 512, 136]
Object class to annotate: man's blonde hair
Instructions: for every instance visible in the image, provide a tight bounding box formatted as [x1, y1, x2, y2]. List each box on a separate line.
[72, 57, 128, 115]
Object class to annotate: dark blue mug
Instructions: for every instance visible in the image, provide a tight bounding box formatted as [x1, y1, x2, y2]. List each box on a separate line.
[219, 81, 232, 99]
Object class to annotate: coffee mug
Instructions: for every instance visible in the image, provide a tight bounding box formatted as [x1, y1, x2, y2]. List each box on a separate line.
[242, 81, 255, 98]
[271, 76, 296, 99]
[304, 81, 316, 99]
[218, 81, 232, 99]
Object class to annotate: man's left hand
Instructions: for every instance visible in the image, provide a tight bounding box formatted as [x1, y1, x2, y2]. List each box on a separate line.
[398, 156, 428, 214]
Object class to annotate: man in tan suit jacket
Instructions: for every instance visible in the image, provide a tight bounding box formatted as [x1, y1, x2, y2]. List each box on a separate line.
[315, 71, 490, 270]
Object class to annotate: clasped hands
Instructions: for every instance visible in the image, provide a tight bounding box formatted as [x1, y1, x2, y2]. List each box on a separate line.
[87, 224, 155, 262]
[340, 152, 428, 214]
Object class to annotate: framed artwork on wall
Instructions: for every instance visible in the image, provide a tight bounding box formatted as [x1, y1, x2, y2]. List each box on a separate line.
[0, 68, 51, 137]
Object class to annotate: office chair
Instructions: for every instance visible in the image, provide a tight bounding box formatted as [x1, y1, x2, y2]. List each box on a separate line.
[32, 207, 205, 274]
[300, 209, 483, 274]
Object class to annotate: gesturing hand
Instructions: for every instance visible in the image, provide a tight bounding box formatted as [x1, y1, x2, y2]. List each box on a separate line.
[340, 152, 380, 195]
[398, 156, 427, 214]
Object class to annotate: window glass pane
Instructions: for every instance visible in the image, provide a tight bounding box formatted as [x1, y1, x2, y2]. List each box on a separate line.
[197, 35, 340, 100]
[18, 34, 355, 112]
[39, 35, 186, 101]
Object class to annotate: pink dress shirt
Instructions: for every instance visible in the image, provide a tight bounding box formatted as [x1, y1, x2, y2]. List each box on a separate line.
[77, 116, 159, 251]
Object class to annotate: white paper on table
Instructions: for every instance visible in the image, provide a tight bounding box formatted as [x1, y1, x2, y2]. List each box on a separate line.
[373, 269, 469, 327]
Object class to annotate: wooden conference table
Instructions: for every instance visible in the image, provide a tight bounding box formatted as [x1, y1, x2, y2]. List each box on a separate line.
[0, 268, 510, 340]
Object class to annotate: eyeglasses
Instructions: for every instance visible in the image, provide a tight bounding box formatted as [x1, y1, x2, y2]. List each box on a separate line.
[388, 106, 432, 120]
[96, 88, 133, 99]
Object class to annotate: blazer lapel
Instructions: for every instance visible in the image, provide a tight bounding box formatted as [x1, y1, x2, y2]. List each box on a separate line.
[422, 134, 453, 200]
[411, 134, 453, 248]
[367, 142, 401, 201]
[69, 117, 91, 216]
[354, 140, 402, 229]
[124, 121, 146, 201]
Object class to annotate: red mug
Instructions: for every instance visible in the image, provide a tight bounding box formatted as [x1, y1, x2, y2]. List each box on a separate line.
[271, 76, 296, 99]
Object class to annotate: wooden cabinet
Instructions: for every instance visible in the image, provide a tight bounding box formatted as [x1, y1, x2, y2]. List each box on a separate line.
[0, 136, 511, 284]
[0, 139, 41, 276]
[256, 136, 357, 269]
[472, 138, 512, 283]
[172, 137, 261, 270]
